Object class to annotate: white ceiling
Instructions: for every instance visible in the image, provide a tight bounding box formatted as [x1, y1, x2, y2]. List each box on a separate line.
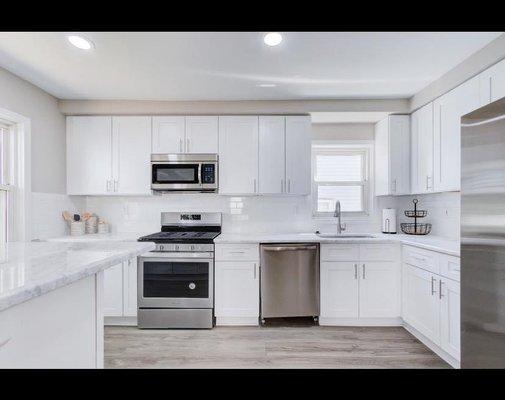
[0, 32, 501, 101]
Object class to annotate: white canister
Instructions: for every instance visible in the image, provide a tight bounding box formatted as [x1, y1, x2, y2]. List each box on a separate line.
[382, 208, 397, 234]
[70, 221, 85, 236]
[97, 223, 109, 234]
[85, 216, 98, 234]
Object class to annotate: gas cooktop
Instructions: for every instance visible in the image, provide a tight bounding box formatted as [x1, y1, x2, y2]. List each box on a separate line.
[138, 231, 220, 243]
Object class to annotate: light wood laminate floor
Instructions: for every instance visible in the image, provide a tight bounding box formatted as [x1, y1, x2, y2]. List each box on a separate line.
[104, 323, 449, 369]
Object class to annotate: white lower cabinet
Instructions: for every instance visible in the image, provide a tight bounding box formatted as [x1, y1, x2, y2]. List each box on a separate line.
[214, 243, 260, 325]
[214, 261, 259, 320]
[402, 246, 461, 364]
[123, 257, 138, 317]
[439, 277, 461, 360]
[103, 262, 124, 317]
[320, 262, 359, 318]
[402, 263, 441, 343]
[320, 244, 400, 324]
[103, 257, 139, 323]
[359, 262, 400, 318]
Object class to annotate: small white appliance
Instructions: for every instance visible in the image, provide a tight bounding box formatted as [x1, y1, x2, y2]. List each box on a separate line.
[382, 208, 397, 234]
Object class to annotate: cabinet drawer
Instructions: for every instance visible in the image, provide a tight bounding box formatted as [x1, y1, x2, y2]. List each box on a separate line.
[321, 244, 360, 261]
[359, 244, 399, 261]
[439, 254, 460, 282]
[402, 245, 440, 274]
[215, 243, 259, 261]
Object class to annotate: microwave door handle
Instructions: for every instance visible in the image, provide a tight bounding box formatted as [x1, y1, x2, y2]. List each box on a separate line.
[198, 164, 202, 186]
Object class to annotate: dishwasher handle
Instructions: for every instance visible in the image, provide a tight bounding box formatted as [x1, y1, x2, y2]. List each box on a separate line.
[262, 245, 318, 252]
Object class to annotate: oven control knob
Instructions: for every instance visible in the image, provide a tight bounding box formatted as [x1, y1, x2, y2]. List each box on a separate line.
[189, 283, 196, 290]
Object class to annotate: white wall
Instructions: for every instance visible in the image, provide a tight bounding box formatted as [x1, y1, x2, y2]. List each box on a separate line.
[312, 123, 375, 141]
[0, 66, 66, 194]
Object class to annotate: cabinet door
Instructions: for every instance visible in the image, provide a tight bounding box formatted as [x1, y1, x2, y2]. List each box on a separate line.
[359, 262, 400, 318]
[185, 116, 218, 153]
[66, 116, 112, 195]
[218, 116, 259, 194]
[285, 116, 311, 195]
[152, 116, 185, 153]
[320, 262, 359, 318]
[112, 116, 151, 195]
[402, 264, 440, 344]
[411, 103, 434, 194]
[440, 277, 460, 360]
[433, 78, 481, 192]
[480, 58, 505, 103]
[104, 262, 123, 317]
[259, 116, 285, 194]
[389, 115, 410, 195]
[123, 258, 138, 317]
[374, 118, 389, 196]
[215, 261, 259, 317]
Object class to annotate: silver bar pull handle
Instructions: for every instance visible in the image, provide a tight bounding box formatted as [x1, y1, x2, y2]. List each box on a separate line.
[439, 279, 444, 299]
[431, 276, 437, 296]
[288, 179, 291, 193]
[179, 138, 183, 153]
[354, 264, 358, 279]
[253, 179, 257, 193]
[362, 264, 366, 279]
[281, 179, 284, 193]
[187, 138, 190, 152]
[263, 245, 318, 252]
[114, 180, 118, 192]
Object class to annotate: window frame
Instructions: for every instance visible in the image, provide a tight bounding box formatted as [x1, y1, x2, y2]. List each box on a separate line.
[311, 140, 374, 220]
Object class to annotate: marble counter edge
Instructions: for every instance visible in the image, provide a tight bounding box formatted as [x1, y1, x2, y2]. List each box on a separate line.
[0, 242, 155, 312]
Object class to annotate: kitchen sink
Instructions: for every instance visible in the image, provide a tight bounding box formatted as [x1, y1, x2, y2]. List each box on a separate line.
[316, 233, 376, 239]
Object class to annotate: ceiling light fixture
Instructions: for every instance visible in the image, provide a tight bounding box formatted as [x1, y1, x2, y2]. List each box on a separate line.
[263, 32, 283, 46]
[67, 35, 94, 50]
[257, 83, 277, 88]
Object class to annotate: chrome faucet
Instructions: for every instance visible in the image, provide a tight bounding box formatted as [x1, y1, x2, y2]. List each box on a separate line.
[334, 200, 347, 235]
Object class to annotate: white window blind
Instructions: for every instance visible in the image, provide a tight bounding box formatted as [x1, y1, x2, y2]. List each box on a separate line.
[312, 146, 370, 216]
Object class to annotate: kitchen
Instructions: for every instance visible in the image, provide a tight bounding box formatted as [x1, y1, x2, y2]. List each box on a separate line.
[0, 31, 504, 370]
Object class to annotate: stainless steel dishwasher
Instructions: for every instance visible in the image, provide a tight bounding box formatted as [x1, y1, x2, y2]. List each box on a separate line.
[260, 243, 319, 323]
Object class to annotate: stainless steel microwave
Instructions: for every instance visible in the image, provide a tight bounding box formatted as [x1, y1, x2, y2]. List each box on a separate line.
[151, 154, 218, 192]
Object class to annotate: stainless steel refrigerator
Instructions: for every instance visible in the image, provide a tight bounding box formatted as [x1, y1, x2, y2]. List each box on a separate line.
[461, 97, 505, 368]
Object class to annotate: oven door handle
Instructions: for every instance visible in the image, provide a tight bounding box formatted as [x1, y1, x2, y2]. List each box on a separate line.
[139, 252, 214, 260]
[198, 163, 202, 186]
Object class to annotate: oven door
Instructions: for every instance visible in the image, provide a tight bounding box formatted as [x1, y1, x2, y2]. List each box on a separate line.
[138, 253, 214, 309]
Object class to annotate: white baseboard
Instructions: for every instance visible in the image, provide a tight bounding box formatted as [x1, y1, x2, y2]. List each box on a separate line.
[216, 316, 259, 326]
[319, 317, 402, 326]
[105, 316, 138, 326]
[403, 322, 460, 369]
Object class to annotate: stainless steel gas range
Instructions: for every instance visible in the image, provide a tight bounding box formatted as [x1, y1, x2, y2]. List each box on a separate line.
[137, 212, 221, 329]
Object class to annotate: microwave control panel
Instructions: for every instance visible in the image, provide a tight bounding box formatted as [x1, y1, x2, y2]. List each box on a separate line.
[201, 164, 216, 184]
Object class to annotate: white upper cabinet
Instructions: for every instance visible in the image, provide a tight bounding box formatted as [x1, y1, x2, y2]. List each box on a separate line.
[152, 116, 218, 154]
[218, 116, 259, 194]
[152, 116, 185, 153]
[479, 57, 505, 104]
[411, 103, 434, 194]
[285, 116, 311, 195]
[259, 116, 285, 194]
[112, 116, 151, 195]
[433, 77, 482, 192]
[67, 116, 113, 195]
[374, 115, 410, 196]
[185, 116, 219, 153]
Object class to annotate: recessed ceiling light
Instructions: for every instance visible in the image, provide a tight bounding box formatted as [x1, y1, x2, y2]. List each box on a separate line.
[263, 32, 282, 46]
[68, 35, 94, 50]
[257, 83, 277, 88]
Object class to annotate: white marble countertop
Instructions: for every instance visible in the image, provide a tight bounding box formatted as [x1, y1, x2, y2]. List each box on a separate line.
[214, 232, 460, 256]
[47, 231, 460, 257]
[0, 241, 155, 312]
